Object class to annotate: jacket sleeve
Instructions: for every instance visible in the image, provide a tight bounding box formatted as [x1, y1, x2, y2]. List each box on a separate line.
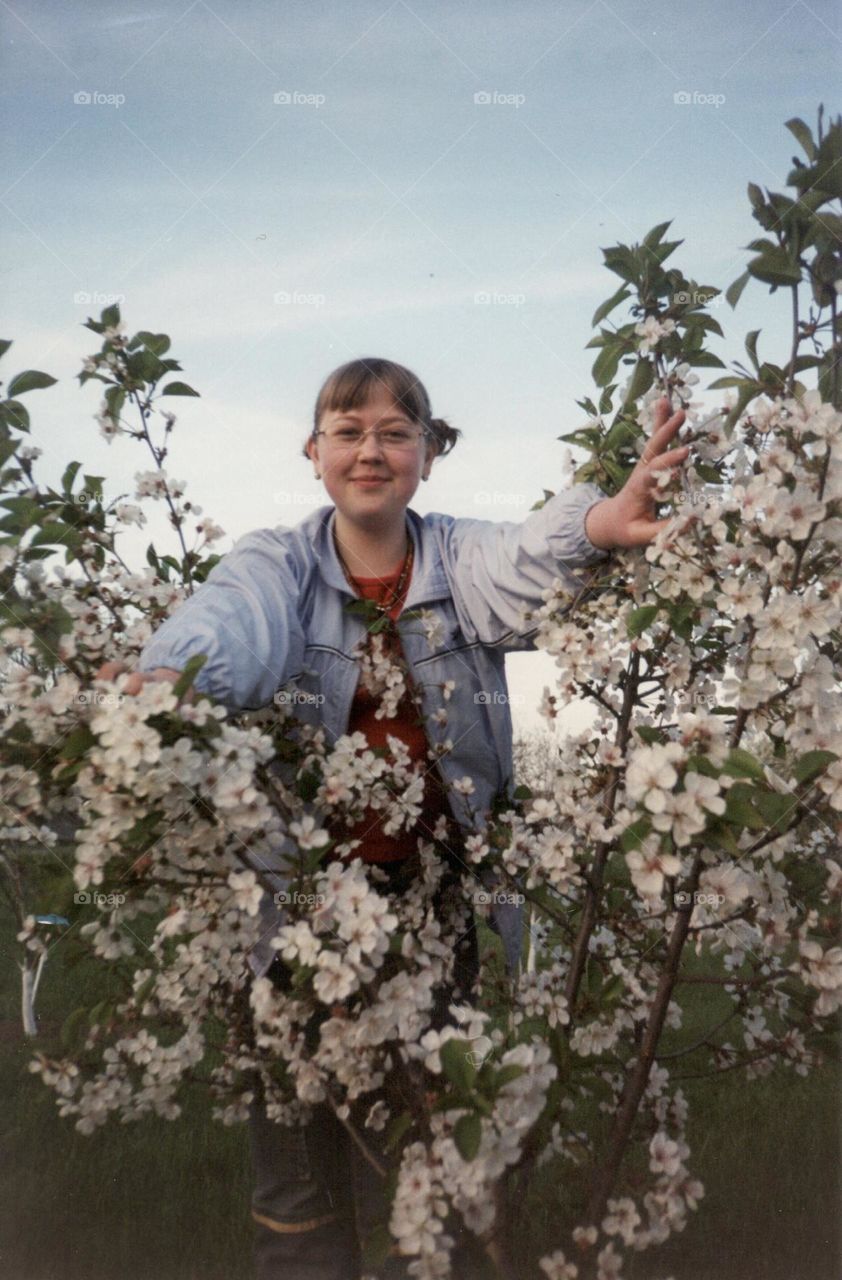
[135, 527, 306, 711]
[439, 482, 613, 651]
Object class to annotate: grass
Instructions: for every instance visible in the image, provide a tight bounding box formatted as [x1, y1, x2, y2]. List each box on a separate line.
[0, 866, 839, 1279]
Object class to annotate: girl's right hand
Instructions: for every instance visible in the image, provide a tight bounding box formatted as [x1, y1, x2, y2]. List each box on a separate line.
[93, 661, 195, 701]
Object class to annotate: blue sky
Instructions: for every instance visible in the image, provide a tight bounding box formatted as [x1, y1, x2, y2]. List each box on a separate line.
[1, 0, 838, 729]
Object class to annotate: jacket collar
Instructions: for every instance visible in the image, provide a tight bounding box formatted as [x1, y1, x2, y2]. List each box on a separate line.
[305, 505, 451, 608]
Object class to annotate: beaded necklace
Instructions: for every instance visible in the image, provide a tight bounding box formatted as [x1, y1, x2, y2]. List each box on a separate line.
[333, 526, 414, 619]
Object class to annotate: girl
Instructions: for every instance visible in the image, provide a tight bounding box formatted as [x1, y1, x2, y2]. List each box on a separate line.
[97, 359, 689, 1279]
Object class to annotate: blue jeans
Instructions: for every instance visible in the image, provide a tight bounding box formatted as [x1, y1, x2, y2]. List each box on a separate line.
[248, 852, 479, 1280]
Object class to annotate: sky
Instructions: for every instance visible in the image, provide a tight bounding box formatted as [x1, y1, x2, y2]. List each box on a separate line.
[1, 0, 839, 732]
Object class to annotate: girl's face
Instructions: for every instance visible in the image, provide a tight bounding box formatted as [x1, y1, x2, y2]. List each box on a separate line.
[307, 385, 437, 528]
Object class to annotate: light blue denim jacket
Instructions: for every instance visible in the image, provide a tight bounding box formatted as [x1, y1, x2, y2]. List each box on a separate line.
[137, 483, 611, 976]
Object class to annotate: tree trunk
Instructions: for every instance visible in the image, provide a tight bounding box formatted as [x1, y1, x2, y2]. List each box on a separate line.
[21, 959, 39, 1036]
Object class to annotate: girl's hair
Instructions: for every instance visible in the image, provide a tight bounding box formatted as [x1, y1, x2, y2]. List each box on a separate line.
[303, 357, 461, 458]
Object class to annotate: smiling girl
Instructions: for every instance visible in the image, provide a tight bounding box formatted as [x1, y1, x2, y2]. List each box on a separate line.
[97, 357, 689, 1278]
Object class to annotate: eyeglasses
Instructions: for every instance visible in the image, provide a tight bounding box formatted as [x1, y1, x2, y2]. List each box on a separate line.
[314, 423, 429, 452]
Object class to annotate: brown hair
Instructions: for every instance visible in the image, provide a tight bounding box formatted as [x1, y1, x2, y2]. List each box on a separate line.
[303, 357, 461, 458]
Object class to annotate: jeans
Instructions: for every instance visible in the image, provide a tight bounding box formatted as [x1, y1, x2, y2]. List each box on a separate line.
[248, 850, 480, 1280]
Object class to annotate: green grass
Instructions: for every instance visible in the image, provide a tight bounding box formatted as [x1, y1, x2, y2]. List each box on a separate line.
[0, 868, 839, 1279]
[0, 861, 255, 1280]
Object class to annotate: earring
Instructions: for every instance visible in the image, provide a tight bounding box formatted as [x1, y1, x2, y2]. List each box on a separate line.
[315, 471, 321, 479]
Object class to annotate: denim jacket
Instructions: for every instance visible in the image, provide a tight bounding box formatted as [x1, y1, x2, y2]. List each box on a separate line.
[137, 482, 611, 976]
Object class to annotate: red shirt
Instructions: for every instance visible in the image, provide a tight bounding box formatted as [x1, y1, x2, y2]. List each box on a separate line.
[332, 559, 452, 863]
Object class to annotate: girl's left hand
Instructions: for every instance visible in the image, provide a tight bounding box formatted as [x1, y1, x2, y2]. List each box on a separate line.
[584, 398, 691, 550]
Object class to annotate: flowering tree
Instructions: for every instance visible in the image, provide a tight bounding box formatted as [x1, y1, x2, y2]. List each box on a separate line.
[2, 107, 840, 1280]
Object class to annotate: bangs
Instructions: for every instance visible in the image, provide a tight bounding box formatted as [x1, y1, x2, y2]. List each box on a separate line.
[314, 358, 431, 431]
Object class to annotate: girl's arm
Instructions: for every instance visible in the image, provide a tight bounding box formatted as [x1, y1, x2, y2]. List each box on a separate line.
[439, 481, 612, 650]
[134, 527, 306, 711]
[440, 400, 689, 648]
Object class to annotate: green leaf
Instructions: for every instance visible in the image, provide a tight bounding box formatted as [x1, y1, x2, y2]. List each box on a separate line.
[682, 351, 725, 368]
[598, 384, 616, 415]
[649, 238, 683, 265]
[101, 303, 121, 329]
[748, 246, 802, 288]
[439, 1038, 477, 1093]
[683, 311, 724, 336]
[620, 816, 652, 853]
[160, 381, 199, 396]
[61, 461, 83, 495]
[723, 784, 767, 831]
[707, 375, 752, 390]
[591, 343, 624, 388]
[723, 748, 767, 782]
[752, 789, 794, 833]
[383, 1110, 413, 1153]
[105, 385, 125, 418]
[558, 427, 602, 448]
[0, 438, 19, 468]
[792, 749, 838, 786]
[59, 725, 96, 760]
[706, 820, 742, 856]
[7, 370, 57, 397]
[602, 243, 640, 284]
[135, 973, 157, 1004]
[627, 604, 659, 638]
[134, 331, 171, 356]
[722, 385, 759, 435]
[127, 350, 166, 384]
[643, 220, 673, 249]
[4, 400, 30, 432]
[123, 809, 165, 850]
[725, 270, 751, 309]
[622, 358, 654, 406]
[665, 599, 694, 642]
[785, 117, 816, 162]
[743, 330, 762, 373]
[61, 1006, 89, 1050]
[490, 1064, 526, 1089]
[592, 284, 632, 327]
[635, 725, 665, 746]
[453, 1112, 482, 1160]
[0, 339, 12, 360]
[172, 653, 208, 701]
